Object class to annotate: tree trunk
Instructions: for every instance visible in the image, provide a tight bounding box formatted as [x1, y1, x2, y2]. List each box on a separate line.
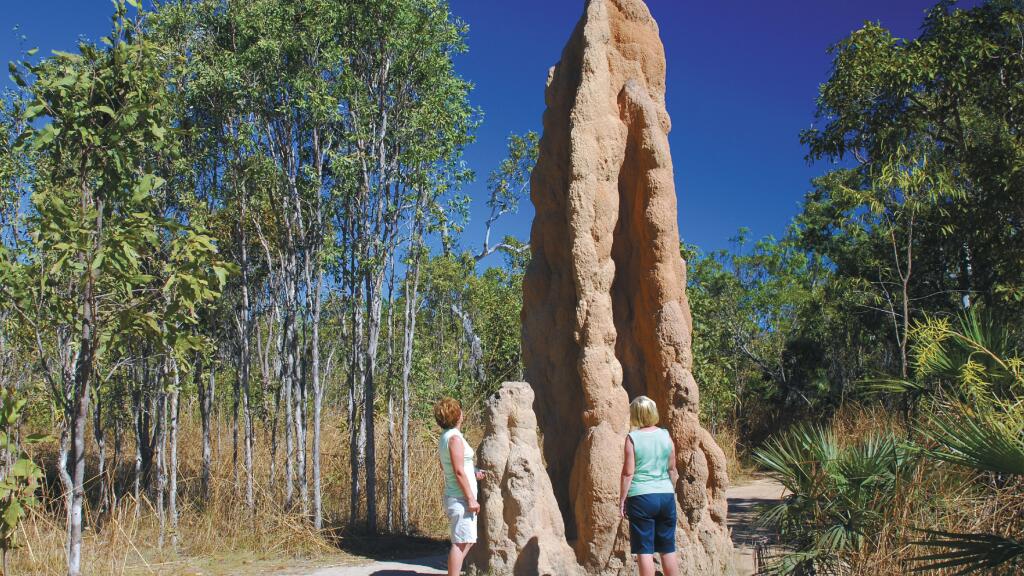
[309, 266, 324, 529]
[168, 358, 180, 548]
[400, 248, 422, 534]
[350, 282, 365, 526]
[93, 389, 108, 516]
[67, 228, 97, 576]
[58, 422, 74, 574]
[132, 381, 143, 512]
[284, 347, 295, 509]
[112, 416, 122, 511]
[154, 390, 166, 549]
[197, 357, 212, 501]
[259, 318, 279, 490]
[239, 322, 255, 511]
[385, 262, 397, 533]
[284, 251, 308, 516]
[238, 201, 256, 511]
[232, 352, 239, 484]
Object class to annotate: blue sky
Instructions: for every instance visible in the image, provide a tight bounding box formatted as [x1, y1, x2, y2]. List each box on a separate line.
[2, 0, 979, 259]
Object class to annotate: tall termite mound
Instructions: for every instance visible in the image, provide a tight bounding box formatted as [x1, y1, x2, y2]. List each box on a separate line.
[519, 0, 735, 573]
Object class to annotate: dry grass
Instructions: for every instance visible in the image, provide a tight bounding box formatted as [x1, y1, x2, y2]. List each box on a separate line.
[11, 409, 459, 575]
[713, 426, 756, 484]
[783, 405, 1024, 576]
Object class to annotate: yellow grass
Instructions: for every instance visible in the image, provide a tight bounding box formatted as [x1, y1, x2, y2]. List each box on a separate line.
[12, 409, 461, 575]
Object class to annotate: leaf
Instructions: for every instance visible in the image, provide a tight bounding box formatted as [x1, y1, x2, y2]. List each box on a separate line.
[2, 499, 22, 528]
[95, 105, 116, 118]
[923, 408, 1024, 475]
[31, 124, 60, 150]
[213, 265, 228, 288]
[23, 103, 45, 120]
[11, 459, 37, 478]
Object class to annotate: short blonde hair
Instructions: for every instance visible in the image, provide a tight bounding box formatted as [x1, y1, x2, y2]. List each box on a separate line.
[434, 397, 462, 429]
[629, 396, 659, 429]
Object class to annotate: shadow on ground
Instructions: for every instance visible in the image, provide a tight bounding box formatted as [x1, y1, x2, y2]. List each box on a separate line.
[335, 533, 448, 564]
[368, 555, 445, 576]
[728, 496, 778, 548]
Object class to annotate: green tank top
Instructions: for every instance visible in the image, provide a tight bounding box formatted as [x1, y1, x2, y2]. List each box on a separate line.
[439, 428, 477, 499]
[627, 428, 675, 497]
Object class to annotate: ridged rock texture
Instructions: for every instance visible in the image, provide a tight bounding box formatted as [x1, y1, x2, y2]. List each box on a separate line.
[520, 0, 736, 574]
[467, 383, 581, 576]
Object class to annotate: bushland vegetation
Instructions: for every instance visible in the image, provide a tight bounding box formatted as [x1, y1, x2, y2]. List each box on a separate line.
[0, 1, 1021, 575]
[686, 1, 1024, 573]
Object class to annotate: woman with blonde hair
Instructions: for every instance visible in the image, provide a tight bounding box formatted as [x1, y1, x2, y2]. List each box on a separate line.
[435, 397, 484, 576]
[619, 395, 680, 576]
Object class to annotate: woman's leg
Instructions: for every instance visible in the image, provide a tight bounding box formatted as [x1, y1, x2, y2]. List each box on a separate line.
[448, 542, 473, 576]
[659, 551, 679, 576]
[653, 493, 679, 576]
[636, 553, 656, 576]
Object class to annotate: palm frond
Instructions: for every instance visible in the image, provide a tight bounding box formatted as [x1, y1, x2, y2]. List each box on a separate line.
[911, 529, 1024, 575]
[862, 376, 929, 396]
[924, 407, 1024, 475]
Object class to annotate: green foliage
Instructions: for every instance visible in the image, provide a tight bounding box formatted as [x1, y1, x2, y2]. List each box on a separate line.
[0, 387, 45, 565]
[406, 252, 523, 413]
[904, 311, 1024, 574]
[758, 309, 1024, 575]
[754, 424, 912, 575]
[799, 0, 1024, 370]
[1, 1, 227, 376]
[685, 230, 850, 437]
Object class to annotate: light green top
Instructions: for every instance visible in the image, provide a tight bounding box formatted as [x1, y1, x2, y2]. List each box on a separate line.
[627, 428, 675, 497]
[439, 428, 477, 499]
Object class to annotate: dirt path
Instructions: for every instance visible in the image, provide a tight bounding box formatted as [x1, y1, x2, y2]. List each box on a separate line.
[291, 477, 785, 576]
[728, 476, 786, 575]
[294, 555, 448, 576]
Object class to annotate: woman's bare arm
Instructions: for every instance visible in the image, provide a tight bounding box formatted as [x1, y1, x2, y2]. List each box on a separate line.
[619, 436, 635, 518]
[668, 438, 679, 487]
[449, 435, 480, 512]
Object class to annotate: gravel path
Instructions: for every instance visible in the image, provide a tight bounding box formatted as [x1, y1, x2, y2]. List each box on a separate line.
[293, 477, 786, 576]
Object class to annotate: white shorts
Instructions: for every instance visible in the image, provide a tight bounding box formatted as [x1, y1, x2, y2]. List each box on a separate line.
[444, 496, 478, 544]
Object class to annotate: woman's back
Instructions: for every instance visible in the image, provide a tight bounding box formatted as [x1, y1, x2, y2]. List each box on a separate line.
[627, 428, 674, 497]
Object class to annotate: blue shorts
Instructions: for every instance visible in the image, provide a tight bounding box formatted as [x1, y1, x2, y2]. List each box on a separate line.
[626, 493, 677, 554]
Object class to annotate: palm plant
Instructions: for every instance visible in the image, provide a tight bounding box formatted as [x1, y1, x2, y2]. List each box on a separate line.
[754, 423, 912, 575]
[867, 311, 1020, 404]
[907, 310, 1024, 574]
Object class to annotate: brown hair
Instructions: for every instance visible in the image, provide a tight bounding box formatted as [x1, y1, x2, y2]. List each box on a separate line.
[434, 397, 462, 429]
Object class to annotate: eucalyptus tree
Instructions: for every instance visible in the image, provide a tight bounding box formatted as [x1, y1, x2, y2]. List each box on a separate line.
[474, 132, 538, 263]
[0, 2, 225, 574]
[337, 0, 475, 531]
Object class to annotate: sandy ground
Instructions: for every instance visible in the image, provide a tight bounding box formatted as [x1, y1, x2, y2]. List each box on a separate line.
[727, 476, 786, 575]
[291, 556, 448, 576]
[288, 477, 785, 576]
